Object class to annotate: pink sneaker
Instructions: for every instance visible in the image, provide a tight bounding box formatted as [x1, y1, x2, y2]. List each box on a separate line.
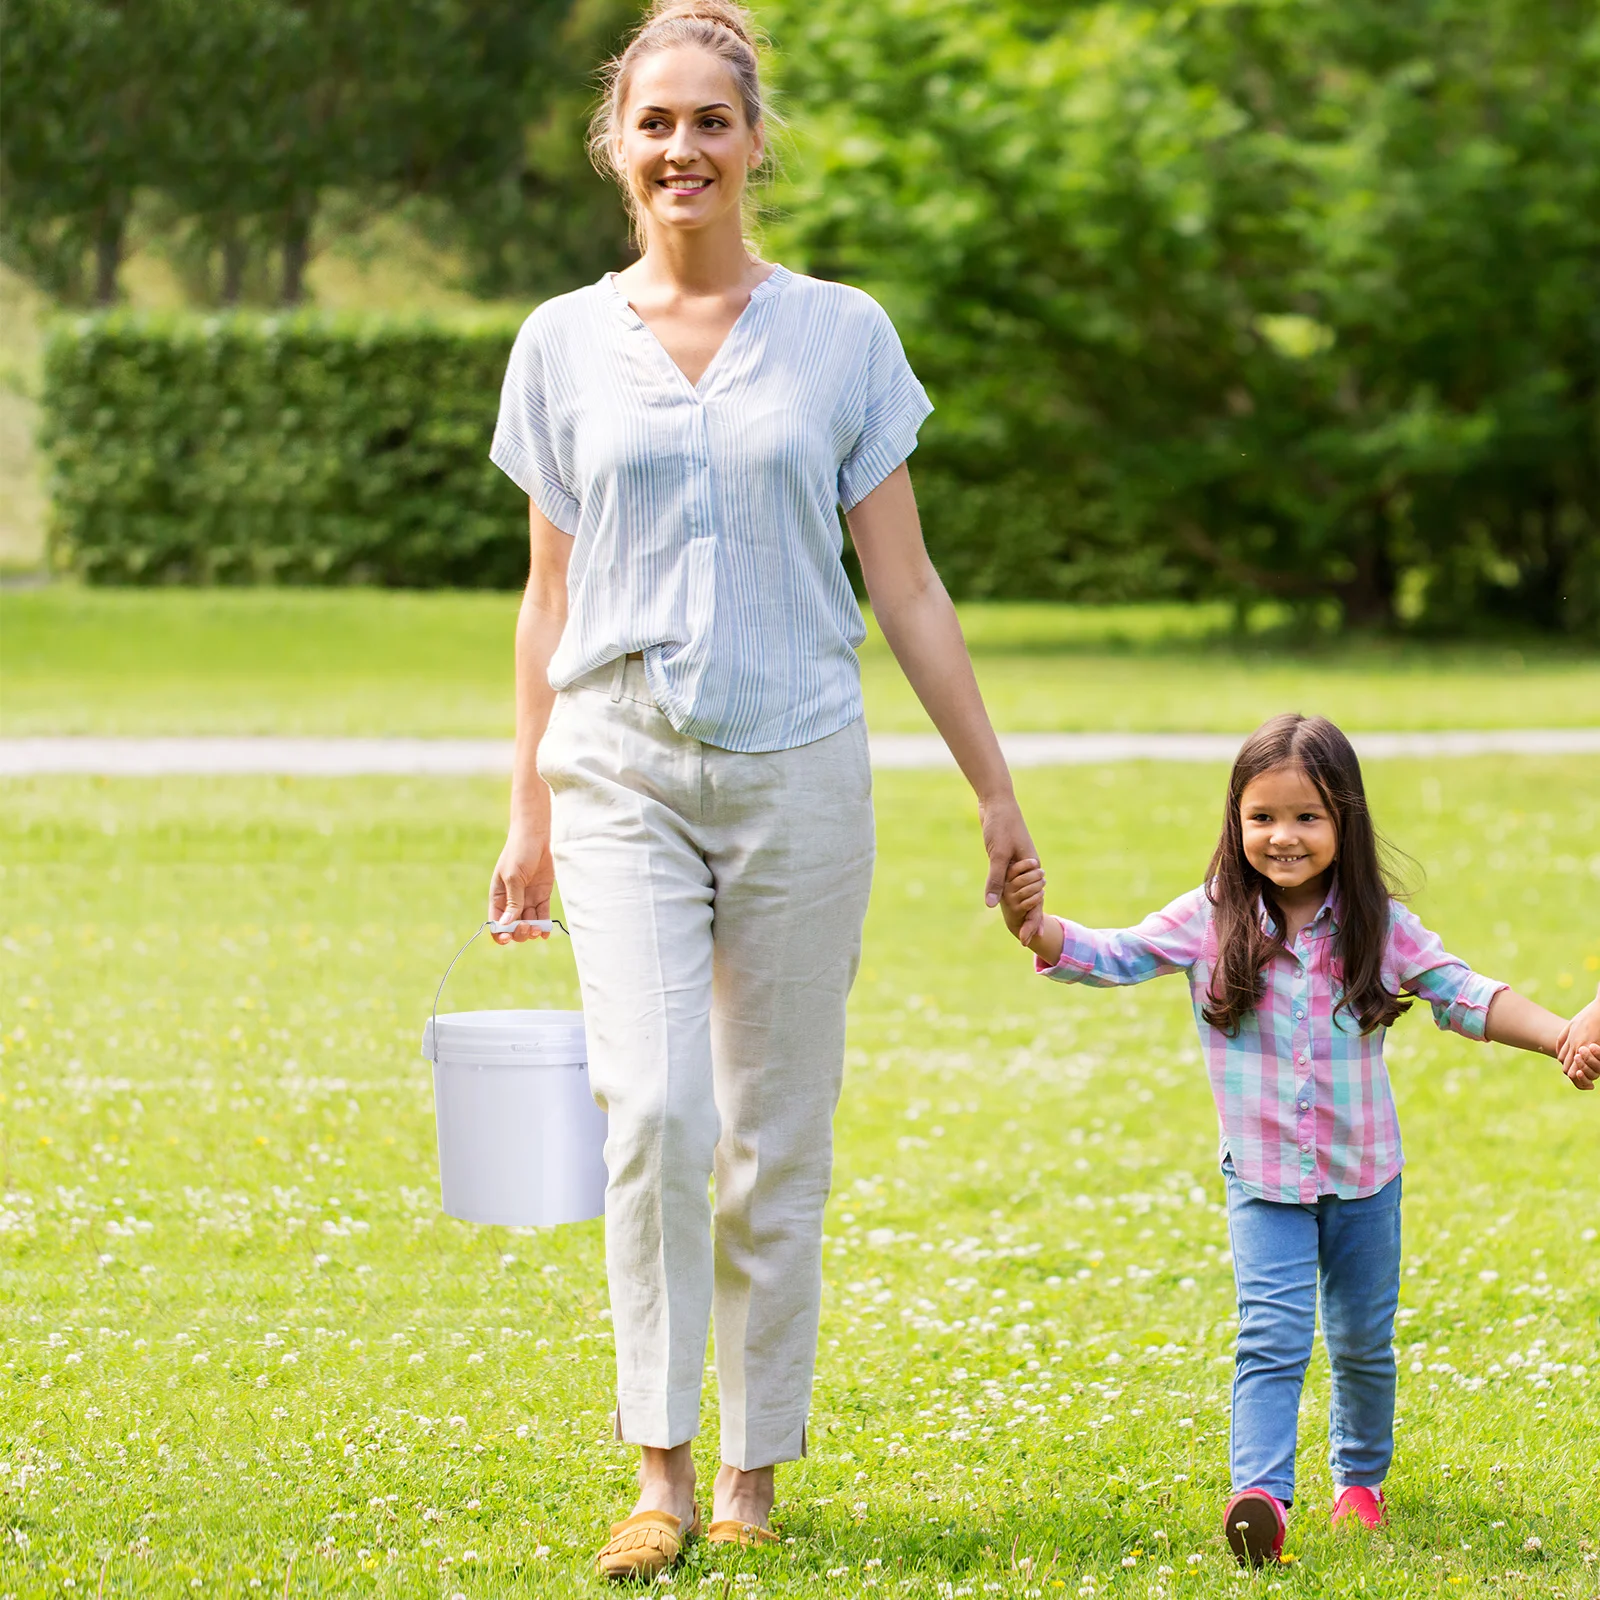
[1331, 1485, 1386, 1530]
[1223, 1488, 1287, 1568]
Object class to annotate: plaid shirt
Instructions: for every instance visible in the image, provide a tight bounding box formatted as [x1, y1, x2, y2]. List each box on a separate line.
[1037, 887, 1506, 1202]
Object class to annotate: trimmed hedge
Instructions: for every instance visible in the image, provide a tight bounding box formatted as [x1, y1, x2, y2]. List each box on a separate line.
[42, 312, 529, 587]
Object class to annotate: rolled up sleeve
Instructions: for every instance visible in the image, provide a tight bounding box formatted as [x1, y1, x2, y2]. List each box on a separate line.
[1388, 902, 1508, 1040]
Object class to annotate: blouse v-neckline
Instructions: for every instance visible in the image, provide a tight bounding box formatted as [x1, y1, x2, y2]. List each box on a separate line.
[603, 265, 790, 397]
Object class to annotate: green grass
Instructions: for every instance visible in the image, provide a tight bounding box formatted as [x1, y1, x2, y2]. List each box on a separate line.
[2, 760, 1598, 1597]
[3, 590, 1598, 737]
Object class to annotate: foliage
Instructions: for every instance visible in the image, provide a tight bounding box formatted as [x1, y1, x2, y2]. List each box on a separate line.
[41, 313, 525, 585]
[1, 761, 1597, 1594]
[763, 0, 1600, 630]
[1, 0, 582, 306]
[6, 589, 1600, 738]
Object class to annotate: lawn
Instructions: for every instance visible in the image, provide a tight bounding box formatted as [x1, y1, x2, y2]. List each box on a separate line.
[3, 589, 1598, 737]
[2, 757, 1598, 1598]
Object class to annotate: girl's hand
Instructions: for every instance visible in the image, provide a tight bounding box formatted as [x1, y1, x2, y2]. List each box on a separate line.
[1002, 858, 1046, 941]
[1002, 858, 1065, 966]
[980, 792, 1044, 946]
[1564, 1041, 1600, 1091]
[488, 820, 556, 943]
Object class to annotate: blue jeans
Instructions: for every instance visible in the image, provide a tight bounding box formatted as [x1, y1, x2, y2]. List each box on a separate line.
[1224, 1163, 1402, 1505]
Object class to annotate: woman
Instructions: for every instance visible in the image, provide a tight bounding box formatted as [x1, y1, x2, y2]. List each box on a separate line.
[486, 0, 1043, 1578]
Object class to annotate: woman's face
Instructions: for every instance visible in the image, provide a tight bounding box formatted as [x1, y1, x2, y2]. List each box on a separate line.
[615, 48, 763, 238]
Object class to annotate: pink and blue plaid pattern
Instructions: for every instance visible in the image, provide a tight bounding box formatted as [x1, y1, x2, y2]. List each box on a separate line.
[1037, 887, 1506, 1202]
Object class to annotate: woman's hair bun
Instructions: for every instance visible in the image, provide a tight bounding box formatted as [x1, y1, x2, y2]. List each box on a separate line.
[643, 0, 760, 54]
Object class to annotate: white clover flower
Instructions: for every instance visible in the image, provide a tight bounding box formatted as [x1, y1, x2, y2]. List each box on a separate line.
[1523, 1536, 1543, 1552]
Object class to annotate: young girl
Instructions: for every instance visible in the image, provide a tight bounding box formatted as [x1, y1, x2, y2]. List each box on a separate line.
[1000, 713, 1600, 1567]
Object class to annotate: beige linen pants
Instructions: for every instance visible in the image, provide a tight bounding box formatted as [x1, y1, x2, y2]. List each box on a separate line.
[538, 657, 875, 1469]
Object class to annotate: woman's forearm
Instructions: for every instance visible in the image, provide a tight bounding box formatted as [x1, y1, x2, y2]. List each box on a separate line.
[871, 572, 1015, 804]
[509, 504, 572, 825]
[849, 469, 1011, 802]
[1484, 987, 1566, 1058]
[509, 585, 564, 823]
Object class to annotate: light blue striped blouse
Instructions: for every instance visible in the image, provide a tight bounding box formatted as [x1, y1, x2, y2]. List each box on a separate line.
[490, 265, 932, 753]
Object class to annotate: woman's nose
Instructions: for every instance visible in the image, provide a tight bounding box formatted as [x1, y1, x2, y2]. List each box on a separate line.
[665, 131, 700, 165]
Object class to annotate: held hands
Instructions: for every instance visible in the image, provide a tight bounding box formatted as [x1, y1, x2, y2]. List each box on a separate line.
[1556, 987, 1600, 1090]
[981, 793, 1045, 948]
[1000, 858, 1065, 968]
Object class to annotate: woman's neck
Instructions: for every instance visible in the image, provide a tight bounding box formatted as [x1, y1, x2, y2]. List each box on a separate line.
[625, 215, 760, 299]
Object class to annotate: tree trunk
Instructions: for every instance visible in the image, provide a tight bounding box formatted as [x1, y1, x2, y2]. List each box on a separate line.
[1338, 537, 1397, 628]
[220, 223, 247, 306]
[93, 202, 125, 306]
[280, 197, 315, 306]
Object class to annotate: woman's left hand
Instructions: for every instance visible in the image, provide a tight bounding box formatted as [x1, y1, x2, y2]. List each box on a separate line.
[981, 791, 1043, 945]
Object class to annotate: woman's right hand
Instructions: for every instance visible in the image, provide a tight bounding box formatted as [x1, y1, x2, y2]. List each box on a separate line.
[488, 819, 556, 943]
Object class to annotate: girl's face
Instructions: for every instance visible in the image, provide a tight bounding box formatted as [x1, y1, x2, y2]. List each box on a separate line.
[1238, 764, 1338, 895]
[616, 49, 763, 239]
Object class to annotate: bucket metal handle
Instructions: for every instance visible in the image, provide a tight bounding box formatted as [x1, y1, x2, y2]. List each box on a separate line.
[430, 918, 570, 1065]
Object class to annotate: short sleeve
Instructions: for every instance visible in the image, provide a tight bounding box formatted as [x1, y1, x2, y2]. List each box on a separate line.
[489, 314, 581, 535]
[836, 301, 933, 511]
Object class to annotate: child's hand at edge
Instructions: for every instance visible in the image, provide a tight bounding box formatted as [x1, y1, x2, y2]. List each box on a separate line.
[1002, 859, 1065, 967]
[1556, 984, 1600, 1074]
[1563, 1041, 1600, 1091]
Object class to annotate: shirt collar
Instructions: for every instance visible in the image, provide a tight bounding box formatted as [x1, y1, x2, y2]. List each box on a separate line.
[1260, 884, 1340, 939]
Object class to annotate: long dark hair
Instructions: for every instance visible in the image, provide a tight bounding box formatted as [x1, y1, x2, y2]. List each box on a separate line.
[1202, 713, 1410, 1037]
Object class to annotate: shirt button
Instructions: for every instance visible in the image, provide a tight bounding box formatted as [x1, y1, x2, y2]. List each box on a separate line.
[1298, 1100, 1310, 1111]
[1298, 1053, 1307, 1064]
[1299, 1142, 1311, 1154]
[1294, 1009, 1305, 1020]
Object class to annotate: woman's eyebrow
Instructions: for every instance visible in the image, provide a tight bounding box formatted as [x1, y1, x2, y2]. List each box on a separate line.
[637, 101, 735, 114]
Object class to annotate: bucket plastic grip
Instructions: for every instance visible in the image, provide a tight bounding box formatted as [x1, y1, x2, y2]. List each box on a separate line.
[430, 918, 570, 1065]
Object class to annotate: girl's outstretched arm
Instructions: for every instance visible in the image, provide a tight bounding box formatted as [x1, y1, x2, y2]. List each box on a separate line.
[1001, 860, 1206, 981]
[1485, 989, 1600, 1089]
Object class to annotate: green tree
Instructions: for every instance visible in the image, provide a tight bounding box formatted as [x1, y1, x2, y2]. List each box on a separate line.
[764, 0, 1600, 630]
[1, 0, 168, 303]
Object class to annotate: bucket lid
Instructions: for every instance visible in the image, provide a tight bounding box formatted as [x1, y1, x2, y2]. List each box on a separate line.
[423, 1008, 587, 1064]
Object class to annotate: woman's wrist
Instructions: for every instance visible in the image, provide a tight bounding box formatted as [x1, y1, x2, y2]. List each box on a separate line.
[508, 790, 551, 830]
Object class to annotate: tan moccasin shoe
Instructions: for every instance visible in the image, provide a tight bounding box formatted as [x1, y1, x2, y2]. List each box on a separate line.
[706, 1519, 780, 1548]
[595, 1504, 701, 1581]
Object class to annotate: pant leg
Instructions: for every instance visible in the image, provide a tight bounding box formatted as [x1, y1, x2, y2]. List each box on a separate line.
[540, 670, 719, 1450]
[1226, 1170, 1319, 1505]
[703, 718, 875, 1469]
[1318, 1174, 1402, 1489]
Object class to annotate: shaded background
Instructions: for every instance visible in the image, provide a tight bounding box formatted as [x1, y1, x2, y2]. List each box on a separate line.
[3, 0, 1599, 632]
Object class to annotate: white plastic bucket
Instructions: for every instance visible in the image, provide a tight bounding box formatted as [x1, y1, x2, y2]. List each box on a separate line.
[421, 1008, 607, 1227]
